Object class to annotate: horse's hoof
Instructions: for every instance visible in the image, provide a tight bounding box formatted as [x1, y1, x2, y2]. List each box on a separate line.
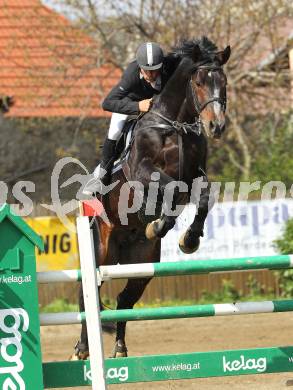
[69, 350, 89, 361]
[112, 350, 128, 358]
[111, 340, 128, 358]
[146, 218, 175, 239]
[70, 341, 90, 360]
[145, 220, 158, 240]
[179, 231, 200, 254]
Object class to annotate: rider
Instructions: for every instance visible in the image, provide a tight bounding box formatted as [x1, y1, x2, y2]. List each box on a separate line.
[95, 42, 175, 183]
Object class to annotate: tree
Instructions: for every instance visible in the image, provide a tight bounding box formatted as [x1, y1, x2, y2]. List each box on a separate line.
[45, 0, 293, 180]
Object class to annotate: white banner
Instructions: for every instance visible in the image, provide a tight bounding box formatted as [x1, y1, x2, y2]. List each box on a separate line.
[161, 199, 293, 261]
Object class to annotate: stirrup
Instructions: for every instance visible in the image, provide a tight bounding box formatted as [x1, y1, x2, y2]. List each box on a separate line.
[82, 176, 103, 196]
[94, 164, 112, 186]
[82, 165, 108, 196]
[93, 164, 105, 180]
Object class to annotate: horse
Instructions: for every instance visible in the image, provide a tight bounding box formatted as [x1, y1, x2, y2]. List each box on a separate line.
[73, 37, 230, 359]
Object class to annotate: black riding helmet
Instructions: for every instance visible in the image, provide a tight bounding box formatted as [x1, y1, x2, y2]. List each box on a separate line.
[136, 42, 164, 70]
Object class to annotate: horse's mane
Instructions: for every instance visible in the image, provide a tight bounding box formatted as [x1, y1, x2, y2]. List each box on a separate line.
[164, 36, 218, 72]
[172, 36, 218, 58]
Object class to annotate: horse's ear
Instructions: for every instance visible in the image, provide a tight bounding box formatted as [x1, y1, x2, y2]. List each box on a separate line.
[215, 45, 231, 65]
[191, 45, 202, 62]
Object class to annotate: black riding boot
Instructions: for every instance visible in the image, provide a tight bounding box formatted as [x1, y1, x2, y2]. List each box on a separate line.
[98, 138, 117, 185]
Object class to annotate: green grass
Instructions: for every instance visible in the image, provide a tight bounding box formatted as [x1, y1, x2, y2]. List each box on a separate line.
[40, 286, 276, 314]
[40, 299, 78, 313]
[39, 276, 276, 313]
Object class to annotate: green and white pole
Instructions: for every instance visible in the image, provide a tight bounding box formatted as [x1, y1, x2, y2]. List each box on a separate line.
[39, 299, 293, 325]
[37, 254, 293, 283]
[99, 255, 293, 279]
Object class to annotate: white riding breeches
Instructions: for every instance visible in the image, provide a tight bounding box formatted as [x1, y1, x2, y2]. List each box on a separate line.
[108, 113, 128, 141]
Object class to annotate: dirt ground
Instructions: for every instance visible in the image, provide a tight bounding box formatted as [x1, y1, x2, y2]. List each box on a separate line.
[41, 312, 293, 390]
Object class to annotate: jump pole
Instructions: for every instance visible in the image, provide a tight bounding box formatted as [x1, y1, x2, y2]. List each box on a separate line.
[40, 299, 293, 325]
[37, 254, 293, 283]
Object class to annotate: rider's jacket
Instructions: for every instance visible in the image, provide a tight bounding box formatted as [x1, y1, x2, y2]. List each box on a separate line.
[102, 58, 175, 115]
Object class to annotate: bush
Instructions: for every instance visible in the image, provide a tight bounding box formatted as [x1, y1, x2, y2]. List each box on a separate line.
[274, 219, 293, 297]
[275, 219, 293, 254]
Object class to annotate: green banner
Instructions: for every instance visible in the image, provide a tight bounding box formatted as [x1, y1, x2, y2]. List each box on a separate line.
[43, 346, 293, 387]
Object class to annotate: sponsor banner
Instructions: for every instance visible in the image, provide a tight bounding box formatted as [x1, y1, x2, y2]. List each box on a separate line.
[43, 346, 293, 386]
[0, 308, 30, 389]
[26, 199, 293, 270]
[161, 199, 293, 262]
[26, 216, 79, 271]
[0, 206, 44, 389]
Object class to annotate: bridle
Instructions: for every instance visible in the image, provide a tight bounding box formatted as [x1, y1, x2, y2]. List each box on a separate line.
[190, 64, 227, 117]
[152, 63, 227, 136]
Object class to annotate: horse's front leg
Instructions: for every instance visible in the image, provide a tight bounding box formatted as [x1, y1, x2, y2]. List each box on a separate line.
[112, 278, 152, 358]
[135, 158, 181, 239]
[145, 183, 181, 239]
[179, 176, 215, 253]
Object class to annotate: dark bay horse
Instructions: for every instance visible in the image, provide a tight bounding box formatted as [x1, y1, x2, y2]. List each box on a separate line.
[73, 37, 230, 359]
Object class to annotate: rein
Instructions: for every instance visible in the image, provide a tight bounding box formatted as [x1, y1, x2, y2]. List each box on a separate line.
[148, 111, 190, 180]
[150, 111, 201, 136]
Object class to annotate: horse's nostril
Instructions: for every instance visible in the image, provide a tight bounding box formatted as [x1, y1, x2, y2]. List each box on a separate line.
[209, 121, 214, 130]
[214, 125, 222, 138]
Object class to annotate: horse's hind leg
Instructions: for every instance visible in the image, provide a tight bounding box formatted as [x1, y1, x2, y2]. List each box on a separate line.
[72, 281, 117, 360]
[71, 284, 103, 360]
[112, 277, 152, 358]
[71, 284, 91, 360]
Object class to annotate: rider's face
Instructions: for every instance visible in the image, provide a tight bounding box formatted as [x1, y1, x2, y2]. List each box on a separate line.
[140, 68, 161, 83]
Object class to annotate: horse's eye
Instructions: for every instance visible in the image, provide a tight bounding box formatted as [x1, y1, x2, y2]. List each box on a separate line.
[191, 77, 201, 87]
[194, 69, 206, 86]
[195, 76, 203, 87]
